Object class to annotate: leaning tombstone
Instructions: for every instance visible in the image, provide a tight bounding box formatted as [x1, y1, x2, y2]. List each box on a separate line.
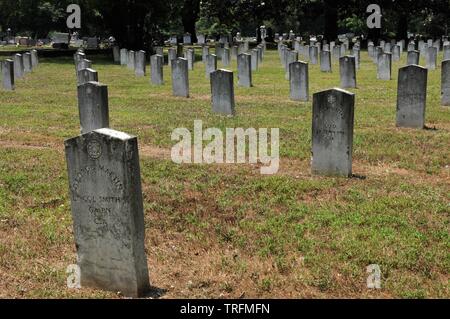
[64, 128, 150, 297]
[407, 50, 420, 65]
[426, 46, 438, 70]
[320, 50, 332, 72]
[2, 59, 14, 91]
[237, 53, 252, 87]
[206, 54, 217, 78]
[289, 61, 309, 101]
[120, 48, 128, 66]
[77, 68, 98, 85]
[77, 81, 109, 134]
[210, 69, 235, 116]
[13, 54, 24, 79]
[150, 54, 164, 85]
[377, 52, 392, 80]
[441, 60, 450, 106]
[171, 58, 189, 98]
[311, 88, 355, 177]
[135, 50, 146, 77]
[396, 65, 428, 129]
[339, 56, 357, 88]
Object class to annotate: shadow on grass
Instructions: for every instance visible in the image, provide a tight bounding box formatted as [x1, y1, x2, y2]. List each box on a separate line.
[143, 286, 167, 299]
[351, 174, 367, 180]
[424, 125, 438, 131]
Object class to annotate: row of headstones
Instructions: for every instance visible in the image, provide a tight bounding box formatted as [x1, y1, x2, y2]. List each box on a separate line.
[1, 50, 39, 91]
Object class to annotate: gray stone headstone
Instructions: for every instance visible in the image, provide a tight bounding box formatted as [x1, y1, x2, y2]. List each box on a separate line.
[231, 46, 238, 60]
[183, 34, 192, 45]
[320, 51, 332, 72]
[120, 49, 128, 66]
[222, 48, 230, 67]
[408, 42, 415, 52]
[215, 44, 223, 59]
[2, 59, 14, 91]
[312, 88, 355, 177]
[340, 44, 346, 57]
[78, 59, 92, 72]
[64, 128, 150, 298]
[135, 50, 146, 77]
[202, 45, 209, 63]
[444, 45, 450, 61]
[168, 48, 177, 67]
[384, 43, 391, 53]
[285, 50, 298, 80]
[197, 34, 205, 44]
[77, 68, 98, 86]
[113, 46, 120, 63]
[426, 46, 437, 70]
[210, 69, 235, 116]
[352, 48, 360, 70]
[206, 54, 217, 78]
[23, 52, 32, 73]
[13, 54, 24, 79]
[333, 45, 341, 60]
[127, 51, 135, 70]
[31, 50, 39, 68]
[392, 45, 401, 61]
[396, 65, 427, 129]
[77, 81, 109, 134]
[377, 52, 392, 80]
[150, 54, 164, 85]
[309, 46, 318, 65]
[251, 49, 259, 71]
[74, 52, 86, 71]
[155, 46, 164, 57]
[184, 48, 195, 70]
[441, 60, 450, 106]
[373, 47, 383, 64]
[172, 58, 189, 97]
[368, 44, 374, 57]
[289, 61, 309, 101]
[237, 53, 252, 88]
[339, 56, 357, 88]
[407, 50, 420, 65]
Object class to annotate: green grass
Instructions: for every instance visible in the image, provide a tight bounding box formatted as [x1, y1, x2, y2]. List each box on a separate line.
[0, 47, 449, 298]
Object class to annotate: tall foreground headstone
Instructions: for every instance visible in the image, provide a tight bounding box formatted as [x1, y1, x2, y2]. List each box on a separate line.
[289, 61, 309, 101]
[172, 58, 189, 98]
[237, 53, 252, 87]
[2, 59, 14, 91]
[210, 69, 235, 116]
[312, 88, 355, 177]
[64, 128, 150, 297]
[135, 50, 146, 77]
[441, 60, 450, 106]
[77, 82, 109, 134]
[339, 56, 357, 88]
[396, 65, 427, 129]
[150, 54, 164, 85]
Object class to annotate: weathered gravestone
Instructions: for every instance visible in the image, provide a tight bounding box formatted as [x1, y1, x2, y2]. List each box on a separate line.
[31, 50, 39, 68]
[215, 44, 223, 59]
[251, 49, 259, 71]
[426, 46, 438, 70]
[135, 51, 146, 77]
[202, 46, 209, 63]
[172, 58, 189, 97]
[155, 47, 164, 57]
[396, 65, 428, 129]
[320, 51, 332, 72]
[392, 45, 401, 61]
[311, 88, 355, 177]
[112, 46, 120, 64]
[150, 54, 164, 85]
[368, 44, 374, 58]
[2, 59, 14, 91]
[237, 53, 252, 88]
[373, 47, 383, 64]
[23, 52, 32, 73]
[77, 81, 109, 134]
[352, 48, 360, 70]
[339, 56, 357, 88]
[441, 60, 450, 106]
[74, 52, 86, 71]
[407, 50, 420, 65]
[210, 69, 235, 116]
[377, 52, 392, 80]
[444, 45, 450, 61]
[120, 49, 128, 66]
[222, 48, 230, 67]
[285, 51, 298, 80]
[168, 48, 177, 67]
[184, 49, 195, 70]
[13, 54, 24, 79]
[407, 42, 415, 52]
[77, 68, 98, 86]
[64, 128, 150, 297]
[127, 51, 136, 70]
[289, 61, 309, 101]
[333, 45, 341, 60]
[78, 59, 92, 72]
[309, 46, 318, 65]
[206, 54, 217, 78]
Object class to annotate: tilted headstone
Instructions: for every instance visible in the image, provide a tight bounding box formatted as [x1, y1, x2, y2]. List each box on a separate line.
[113, 46, 120, 63]
[31, 49, 39, 68]
[320, 50, 332, 72]
[23, 52, 32, 73]
[210, 69, 235, 116]
[168, 48, 177, 67]
[77, 68, 98, 86]
[150, 54, 163, 85]
[205, 54, 217, 78]
[77, 81, 109, 134]
[396, 65, 428, 129]
[289, 61, 309, 101]
[339, 56, 357, 88]
[222, 48, 230, 67]
[120, 49, 128, 66]
[377, 52, 392, 80]
[2, 59, 14, 91]
[426, 46, 438, 70]
[13, 54, 24, 79]
[171, 58, 189, 97]
[251, 49, 259, 71]
[237, 53, 252, 88]
[64, 128, 150, 297]
[311, 88, 355, 177]
[407, 50, 420, 65]
[127, 51, 136, 70]
[135, 50, 146, 77]
[441, 60, 450, 106]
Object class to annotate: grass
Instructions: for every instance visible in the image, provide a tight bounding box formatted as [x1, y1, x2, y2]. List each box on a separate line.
[0, 46, 449, 299]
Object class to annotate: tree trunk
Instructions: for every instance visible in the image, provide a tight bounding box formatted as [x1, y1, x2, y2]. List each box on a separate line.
[181, 0, 200, 43]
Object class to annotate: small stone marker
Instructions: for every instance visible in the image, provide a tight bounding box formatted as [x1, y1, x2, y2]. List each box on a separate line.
[168, 48, 177, 67]
[2, 59, 14, 90]
[320, 50, 332, 72]
[120, 49, 128, 66]
[251, 49, 259, 71]
[127, 51, 135, 70]
[77, 68, 98, 85]
[407, 50, 420, 65]
[426, 46, 437, 70]
[206, 54, 217, 78]
[210, 69, 235, 116]
[155, 47, 164, 57]
[172, 58, 189, 98]
[396, 65, 428, 129]
[339, 56, 357, 88]
[237, 53, 252, 87]
[368, 44, 374, 57]
[135, 50, 146, 77]
[13, 54, 24, 79]
[441, 60, 450, 106]
[77, 81, 109, 134]
[150, 54, 164, 85]
[64, 128, 150, 297]
[289, 61, 309, 101]
[377, 52, 392, 80]
[311, 88, 355, 177]
[113, 46, 120, 63]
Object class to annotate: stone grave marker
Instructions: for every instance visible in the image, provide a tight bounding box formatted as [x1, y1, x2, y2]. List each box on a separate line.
[289, 61, 309, 101]
[168, 48, 177, 67]
[113, 46, 120, 63]
[320, 50, 332, 72]
[184, 48, 195, 70]
[206, 54, 217, 78]
[172, 58, 189, 97]
[2, 59, 14, 90]
[150, 54, 164, 85]
[377, 52, 392, 80]
[77, 68, 98, 86]
[120, 49, 128, 66]
[237, 53, 252, 87]
[13, 54, 24, 79]
[407, 50, 420, 65]
[127, 51, 136, 70]
[23, 52, 32, 73]
[339, 56, 357, 88]
[251, 49, 259, 71]
[441, 60, 450, 106]
[426, 46, 438, 70]
[135, 51, 146, 77]
[210, 69, 235, 116]
[77, 81, 109, 134]
[31, 50, 39, 68]
[222, 48, 230, 67]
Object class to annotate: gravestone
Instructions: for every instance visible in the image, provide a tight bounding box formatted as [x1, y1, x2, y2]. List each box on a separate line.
[352, 48, 360, 70]
[74, 52, 86, 71]
[368, 44, 374, 57]
[222, 48, 230, 67]
[339, 56, 357, 88]
[426, 46, 437, 70]
[2, 59, 14, 91]
[444, 45, 450, 61]
[251, 49, 259, 71]
[127, 51, 136, 70]
[64, 128, 150, 298]
[320, 50, 332, 72]
[77, 81, 109, 134]
[392, 45, 401, 61]
[13, 54, 24, 79]
[23, 52, 32, 73]
[176, 44, 184, 57]
[202, 45, 209, 63]
[197, 34, 205, 44]
[120, 49, 128, 66]
[210, 70, 235, 116]
[285, 51, 298, 80]
[183, 33, 192, 45]
[31, 50, 39, 68]
[155, 47, 164, 57]
[441, 60, 450, 106]
[172, 58, 189, 97]
[311, 88, 355, 177]
[77, 68, 98, 86]
[384, 43, 391, 53]
[113, 46, 120, 63]
[86, 37, 98, 49]
[289, 61, 309, 101]
[78, 59, 92, 72]
[150, 54, 164, 85]
[373, 47, 383, 64]
[184, 48, 195, 70]
[135, 51, 146, 77]
[206, 54, 217, 78]
[215, 44, 223, 59]
[377, 53, 392, 80]
[407, 50, 420, 65]
[396, 65, 428, 129]
[309, 46, 318, 65]
[332, 45, 341, 60]
[168, 48, 177, 67]
[237, 53, 252, 88]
